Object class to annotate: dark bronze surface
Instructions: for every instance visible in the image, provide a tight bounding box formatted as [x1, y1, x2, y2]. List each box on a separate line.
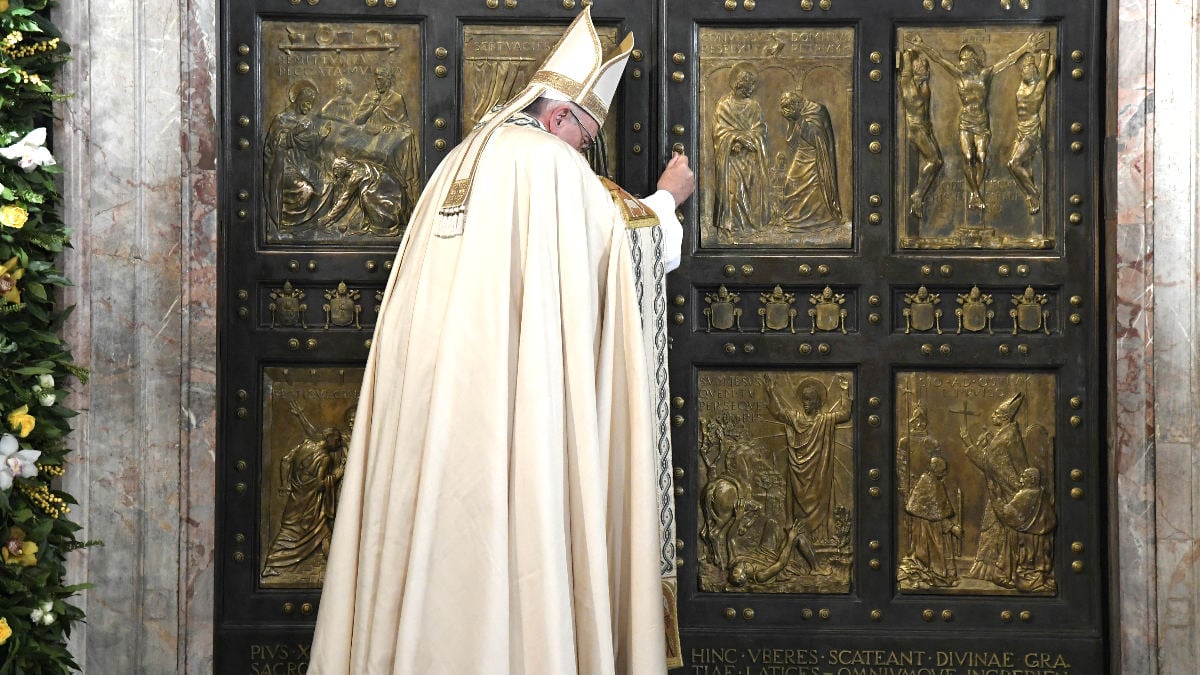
[665, 0, 1104, 672]
[217, 1, 657, 665]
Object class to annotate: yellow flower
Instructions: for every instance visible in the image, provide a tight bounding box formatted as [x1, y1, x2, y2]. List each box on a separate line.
[0, 256, 23, 304]
[7, 405, 34, 438]
[2, 527, 37, 566]
[0, 1, 10, 13]
[0, 617, 10, 645]
[0, 204, 27, 229]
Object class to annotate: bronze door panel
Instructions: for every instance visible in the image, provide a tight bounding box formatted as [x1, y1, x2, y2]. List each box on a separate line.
[665, 0, 1104, 671]
[697, 369, 856, 595]
[260, 20, 423, 245]
[258, 367, 363, 589]
[697, 26, 856, 249]
[217, 1, 656, 673]
[895, 370, 1058, 596]
[896, 26, 1060, 250]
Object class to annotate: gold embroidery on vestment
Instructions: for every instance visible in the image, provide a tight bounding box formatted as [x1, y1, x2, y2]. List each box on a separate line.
[600, 176, 659, 228]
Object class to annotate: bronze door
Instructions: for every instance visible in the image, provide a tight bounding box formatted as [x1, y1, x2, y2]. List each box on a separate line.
[664, 1, 1106, 672]
[217, 0, 1106, 672]
[215, 1, 656, 672]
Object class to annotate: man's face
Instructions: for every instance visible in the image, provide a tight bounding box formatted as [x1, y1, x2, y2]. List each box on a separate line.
[801, 394, 821, 415]
[296, 88, 316, 114]
[735, 73, 756, 97]
[1020, 56, 1038, 83]
[375, 72, 392, 92]
[555, 105, 599, 154]
[958, 49, 981, 74]
[931, 458, 946, 477]
[914, 57, 929, 80]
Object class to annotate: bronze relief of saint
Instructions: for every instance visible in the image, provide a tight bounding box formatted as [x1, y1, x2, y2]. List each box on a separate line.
[261, 400, 353, 581]
[264, 80, 329, 232]
[713, 63, 771, 241]
[772, 89, 844, 233]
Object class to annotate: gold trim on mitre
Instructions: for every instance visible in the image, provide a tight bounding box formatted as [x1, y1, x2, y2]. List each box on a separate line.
[519, 7, 633, 125]
[529, 9, 600, 93]
[436, 8, 634, 230]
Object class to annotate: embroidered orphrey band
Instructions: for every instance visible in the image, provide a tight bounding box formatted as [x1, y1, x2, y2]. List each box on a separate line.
[600, 176, 659, 229]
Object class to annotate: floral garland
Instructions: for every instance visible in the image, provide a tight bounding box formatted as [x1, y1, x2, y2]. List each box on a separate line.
[0, 1, 88, 673]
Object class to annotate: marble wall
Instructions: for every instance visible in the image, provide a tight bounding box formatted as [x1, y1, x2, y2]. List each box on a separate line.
[48, 0, 1193, 673]
[54, 0, 217, 673]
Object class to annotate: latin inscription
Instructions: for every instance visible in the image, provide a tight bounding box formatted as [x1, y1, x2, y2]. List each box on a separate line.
[248, 643, 309, 675]
[699, 30, 854, 58]
[689, 648, 1072, 675]
[240, 641, 1077, 674]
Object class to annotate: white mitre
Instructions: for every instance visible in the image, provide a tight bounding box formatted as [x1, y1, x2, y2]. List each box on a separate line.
[528, 7, 634, 126]
[436, 7, 634, 232]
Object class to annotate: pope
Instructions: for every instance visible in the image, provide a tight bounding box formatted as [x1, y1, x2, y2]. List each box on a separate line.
[308, 8, 694, 675]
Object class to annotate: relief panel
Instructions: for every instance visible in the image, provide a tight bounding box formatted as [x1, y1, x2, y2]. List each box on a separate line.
[895, 25, 1058, 249]
[462, 24, 622, 176]
[895, 371, 1057, 596]
[258, 367, 363, 588]
[696, 370, 854, 594]
[261, 21, 423, 245]
[698, 27, 855, 249]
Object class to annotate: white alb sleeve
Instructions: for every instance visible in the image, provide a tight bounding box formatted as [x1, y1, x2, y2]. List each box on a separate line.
[641, 189, 683, 272]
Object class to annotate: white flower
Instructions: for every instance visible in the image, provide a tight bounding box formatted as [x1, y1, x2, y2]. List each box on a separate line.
[32, 375, 54, 405]
[0, 433, 39, 490]
[0, 128, 56, 173]
[40, 612, 54, 626]
[29, 608, 43, 623]
[38, 600, 52, 613]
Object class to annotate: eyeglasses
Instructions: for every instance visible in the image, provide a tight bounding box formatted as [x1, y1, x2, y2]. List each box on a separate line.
[566, 108, 596, 151]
